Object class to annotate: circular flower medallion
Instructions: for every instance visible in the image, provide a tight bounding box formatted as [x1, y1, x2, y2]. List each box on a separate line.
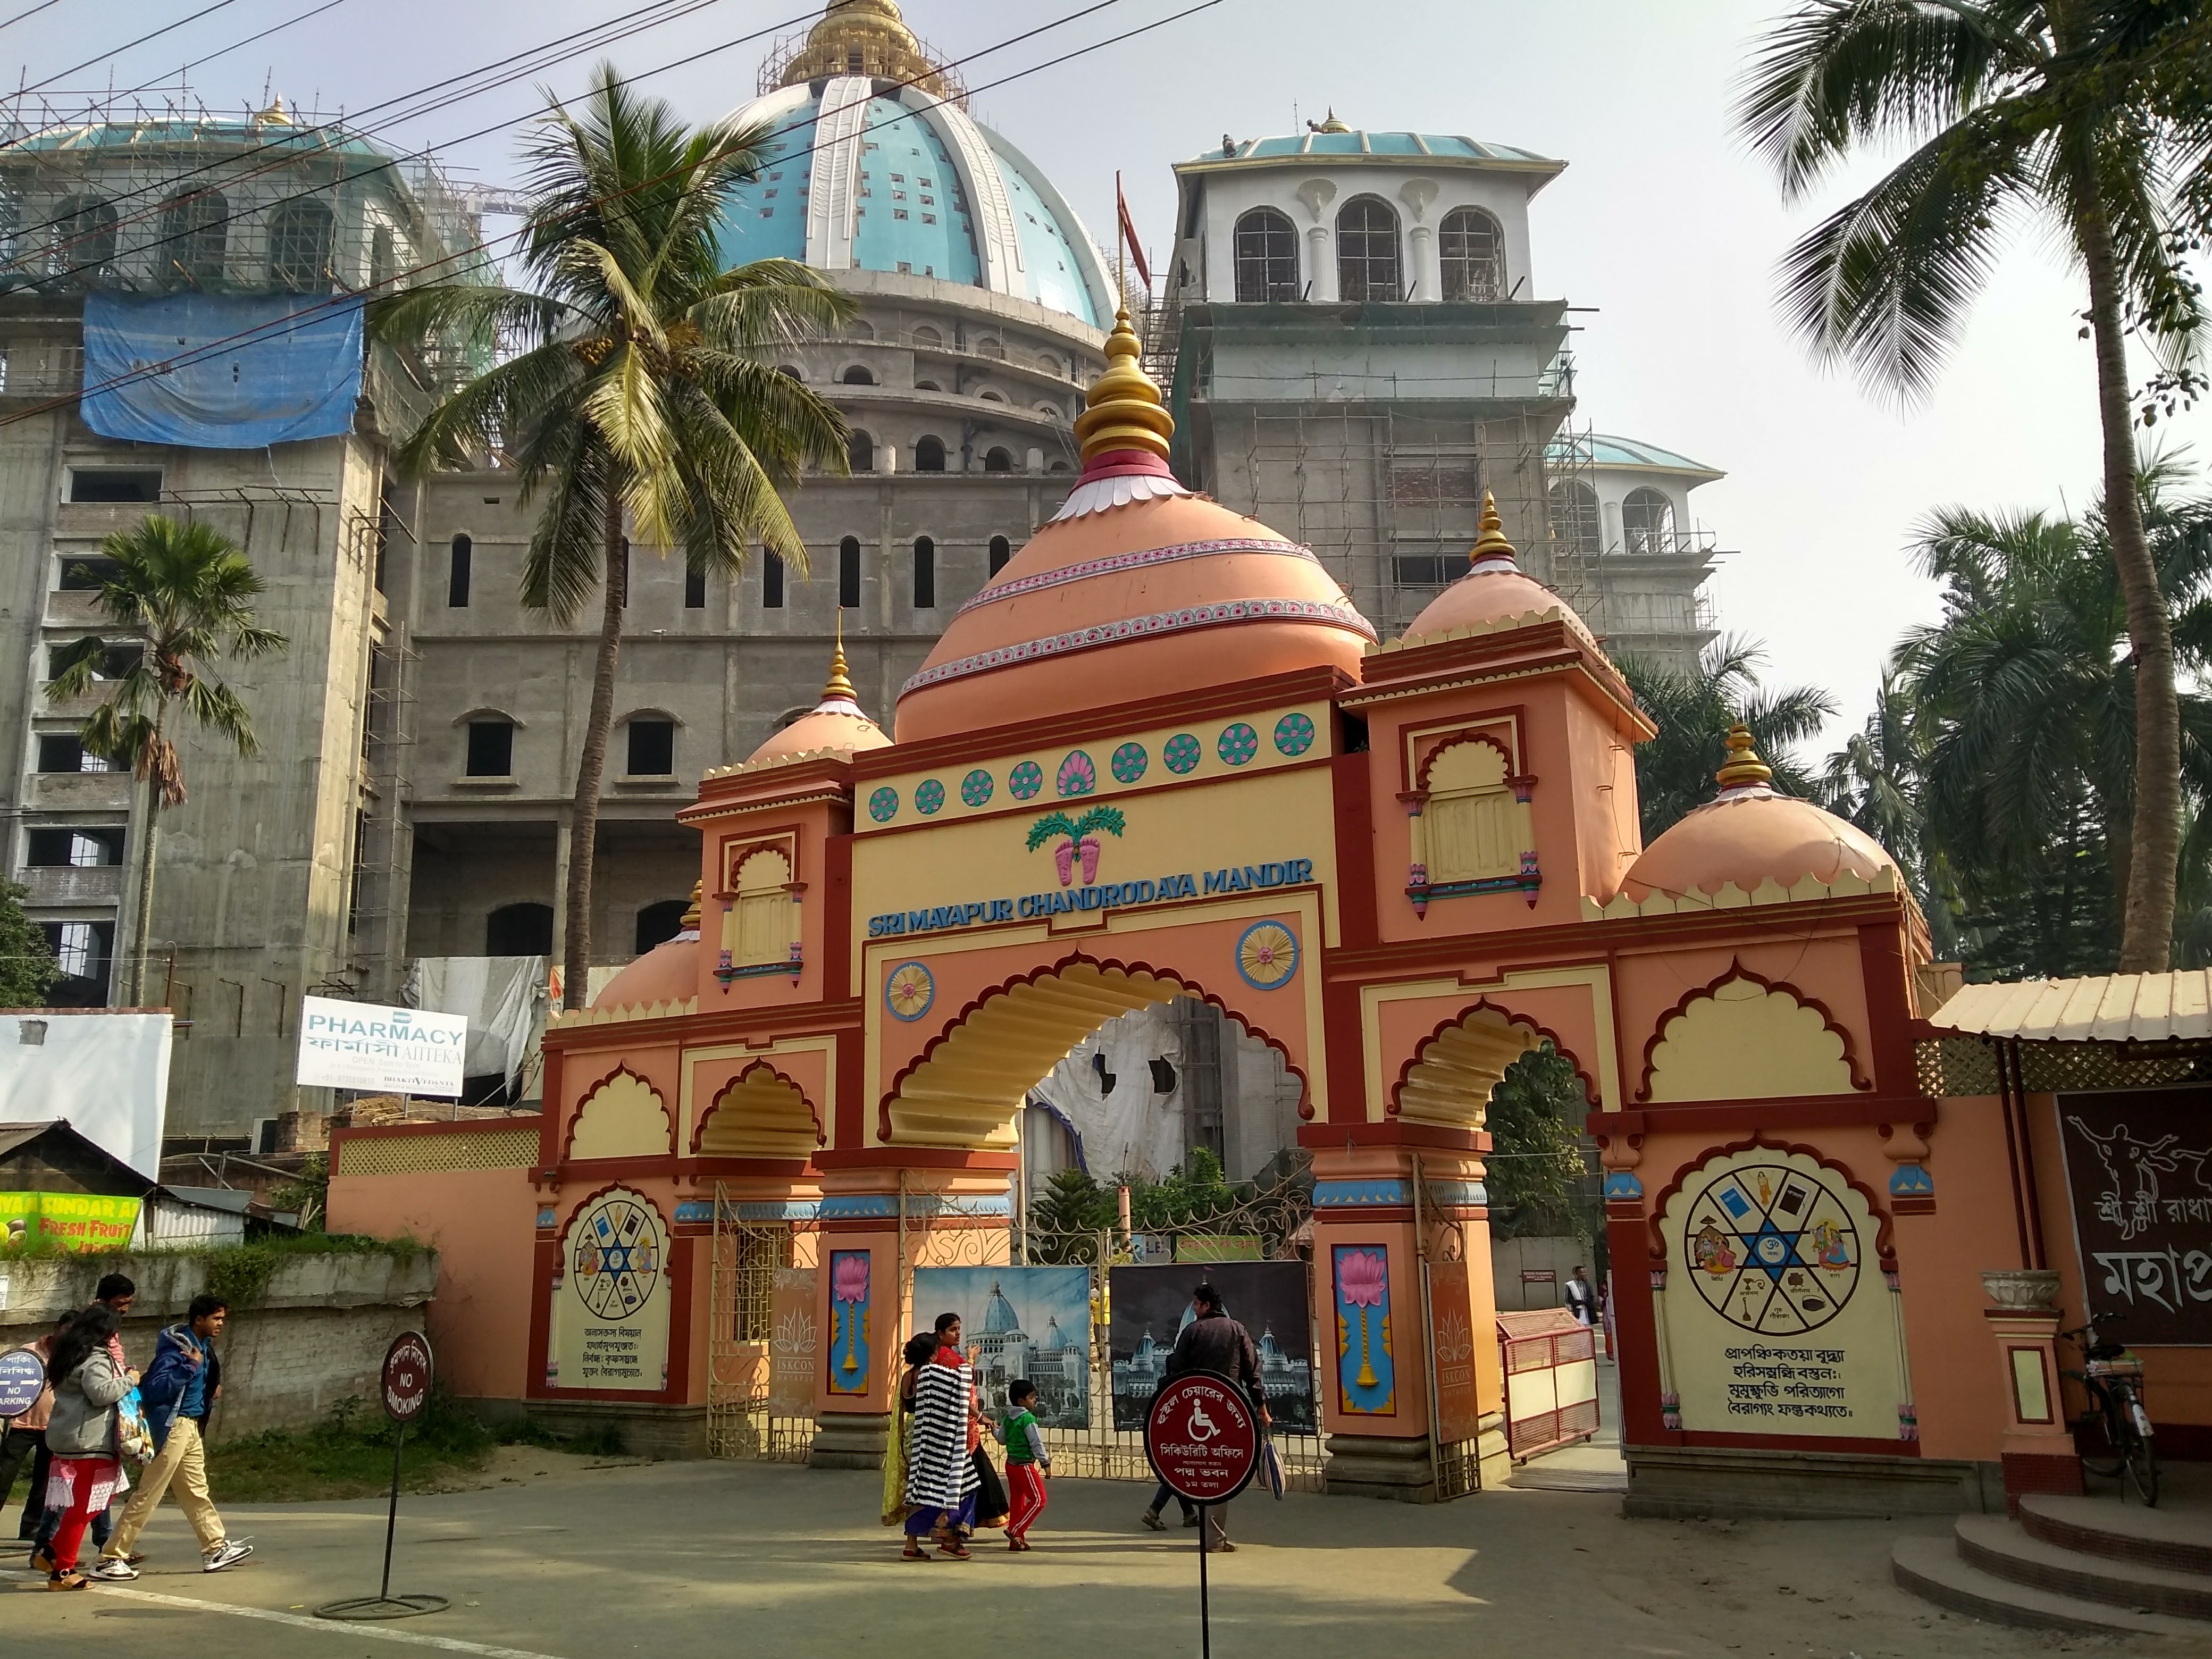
[915, 779, 946, 816]
[885, 961, 935, 1021]
[1274, 711, 1317, 757]
[1236, 920, 1300, 991]
[960, 769, 995, 807]
[1111, 742, 1149, 784]
[1009, 760, 1044, 801]
[1218, 723, 1260, 767]
[867, 786, 899, 824]
[1056, 750, 1097, 797]
[1163, 733, 1202, 775]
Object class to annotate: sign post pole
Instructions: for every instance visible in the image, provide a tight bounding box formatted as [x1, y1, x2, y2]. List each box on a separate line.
[315, 1331, 448, 1622]
[1143, 1371, 1258, 1659]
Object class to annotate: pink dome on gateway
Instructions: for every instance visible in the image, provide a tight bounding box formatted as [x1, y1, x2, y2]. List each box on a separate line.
[592, 885, 701, 1010]
[1398, 493, 1598, 648]
[1623, 726, 1899, 901]
[893, 312, 1373, 744]
[745, 640, 892, 767]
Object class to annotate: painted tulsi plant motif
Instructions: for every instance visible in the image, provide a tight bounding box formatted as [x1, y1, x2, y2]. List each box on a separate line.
[1026, 806, 1126, 887]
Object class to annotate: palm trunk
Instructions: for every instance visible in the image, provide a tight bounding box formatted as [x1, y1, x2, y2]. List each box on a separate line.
[562, 492, 627, 1010]
[2076, 191, 2182, 972]
[128, 764, 160, 1007]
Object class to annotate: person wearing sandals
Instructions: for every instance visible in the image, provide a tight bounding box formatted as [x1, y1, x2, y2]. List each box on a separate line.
[885, 1333, 941, 1545]
[902, 1314, 980, 1560]
[37, 1304, 135, 1591]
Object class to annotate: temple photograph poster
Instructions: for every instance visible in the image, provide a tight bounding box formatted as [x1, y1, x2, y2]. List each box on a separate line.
[910, 1266, 1092, 1428]
[1108, 1261, 1316, 1432]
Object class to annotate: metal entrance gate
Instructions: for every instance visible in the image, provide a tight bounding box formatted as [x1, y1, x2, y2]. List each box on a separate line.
[706, 1186, 818, 1462]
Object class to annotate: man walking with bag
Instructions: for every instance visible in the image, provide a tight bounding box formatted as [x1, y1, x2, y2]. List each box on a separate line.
[1138, 1282, 1270, 1552]
[95, 1294, 251, 1577]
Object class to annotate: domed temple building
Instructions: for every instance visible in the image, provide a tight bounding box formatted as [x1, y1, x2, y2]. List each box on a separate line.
[333, 293, 2113, 1529]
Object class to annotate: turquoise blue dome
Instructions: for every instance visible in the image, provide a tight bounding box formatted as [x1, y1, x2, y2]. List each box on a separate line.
[717, 78, 1110, 328]
[983, 1280, 1021, 1334]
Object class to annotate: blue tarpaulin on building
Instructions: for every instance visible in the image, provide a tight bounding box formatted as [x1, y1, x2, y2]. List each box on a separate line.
[81, 292, 364, 448]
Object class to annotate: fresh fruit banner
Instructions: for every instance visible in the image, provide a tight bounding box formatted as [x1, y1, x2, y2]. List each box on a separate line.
[0, 1192, 140, 1252]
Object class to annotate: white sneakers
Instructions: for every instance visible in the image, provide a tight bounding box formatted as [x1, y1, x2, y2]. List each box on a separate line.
[88, 1559, 139, 1580]
[202, 1540, 254, 1573]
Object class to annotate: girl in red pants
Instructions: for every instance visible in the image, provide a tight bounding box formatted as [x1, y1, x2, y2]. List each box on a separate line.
[37, 1305, 135, 1591]
[998, 1380, 1051, 1551]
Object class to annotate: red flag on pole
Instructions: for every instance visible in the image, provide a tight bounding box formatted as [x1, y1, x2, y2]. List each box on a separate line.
[1117, 172, 1151, 291]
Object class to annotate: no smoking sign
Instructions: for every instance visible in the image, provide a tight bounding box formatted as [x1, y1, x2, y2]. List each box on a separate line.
[1144, 1371, 1260, 1506]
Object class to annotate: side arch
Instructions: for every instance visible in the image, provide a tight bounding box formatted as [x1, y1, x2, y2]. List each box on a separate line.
[694, 1062, 823, 1160]
[1391, 999, 1597, 1130]
[883, 954, 1308, 1149]
[1636, 960, 1871, 1103]
[565, 1062, 674, 1161]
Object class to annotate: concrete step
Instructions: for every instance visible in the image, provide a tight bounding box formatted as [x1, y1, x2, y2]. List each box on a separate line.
[2021, 1492, 2212, 1578]
[1890, 1536, 2212, 1636]
[1955, 1513, 2212, 1620]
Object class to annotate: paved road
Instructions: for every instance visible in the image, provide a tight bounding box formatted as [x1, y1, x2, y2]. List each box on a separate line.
[0, 1457, 2116, 1659]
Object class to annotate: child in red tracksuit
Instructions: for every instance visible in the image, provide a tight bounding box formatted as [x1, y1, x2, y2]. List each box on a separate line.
[997, 1380, 1050, 1552]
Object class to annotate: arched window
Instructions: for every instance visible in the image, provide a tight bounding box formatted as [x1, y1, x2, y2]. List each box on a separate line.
[267, 200, 334, 291]
[1335, 197, 1401, 303]
[729, 849, 794, 968]
[1422, 740, 1528, 885]
[1234, 207, 1300, 302]
[913, 434, 946, 473]
[634, 899, 688, 954]
[1623, 487, 1676, 556]
[915, 379, 942, 392]
[485, 901, 553, 956]
[447, 534, 472, 608]
[1034, 351, 1061, 376]
[839, 536, 861, 608]
[850, 319, 875, 340]
[761, 550, 785, 609]
[912, 535, 935, 608]
[52, 194, 116, 278]
[847, 430, 875, 473]
[1048, 459, 1071, 473]
[988, 534, 1012, 576]
[983, 447, 1013, 473]
[977, 336, 1006, 360]
[911, 325, 942, 349]
[776, 364, 804, 380]
[1035, 401, 1061, 418]
[1438, 206, 1505, 302]
[159, 189, 229, 287]
[1548, 480, 1601, 562]
[841, 364, 876, 386]
[978, 390, 1006, 403]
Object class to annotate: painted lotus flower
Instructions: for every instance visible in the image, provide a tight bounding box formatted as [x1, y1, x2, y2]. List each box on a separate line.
[1338, 1249, 1387, 1309]
[833, 1253, 870, 1305]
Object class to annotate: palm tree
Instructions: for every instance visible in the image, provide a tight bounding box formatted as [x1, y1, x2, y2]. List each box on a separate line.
[1820, 673, 1962, 957]
[1620, 636, 1838, 839]
[46, 515, 287, 1006]
[372, 66, 853, 1008]
[1738, 1, 2209, 970]
[1890, 458, 2212, 973]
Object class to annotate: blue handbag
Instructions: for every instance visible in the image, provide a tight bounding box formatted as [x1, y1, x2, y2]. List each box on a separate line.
[1259, 1435, 1286, 1499]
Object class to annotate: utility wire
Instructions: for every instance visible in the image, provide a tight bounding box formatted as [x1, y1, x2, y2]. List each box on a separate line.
[18, 0, 251, 102]
[0, 0, 68, 33]
[20, 0, 1132, 298]
[4, 0, 1222, 431]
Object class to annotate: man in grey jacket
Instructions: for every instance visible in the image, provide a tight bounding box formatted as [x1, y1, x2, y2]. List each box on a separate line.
[1138, 1282, 1271, 1551]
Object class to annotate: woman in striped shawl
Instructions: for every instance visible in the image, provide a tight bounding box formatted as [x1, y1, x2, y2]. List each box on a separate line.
[902, 1314, 981, 1560]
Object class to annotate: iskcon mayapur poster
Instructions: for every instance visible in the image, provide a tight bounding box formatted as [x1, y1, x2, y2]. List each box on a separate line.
[1107, 1262, 1315, 1432]
[911, 1266, 1091, 1428]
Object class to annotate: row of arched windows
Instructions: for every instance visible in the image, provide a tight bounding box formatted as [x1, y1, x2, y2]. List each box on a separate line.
[1233, 202, 1505, 305]
[1547, 481, 1678, 558]
[843, 431, 1059, 474]
[827, 533, 1015, 609]
[37, 190, 340, 289]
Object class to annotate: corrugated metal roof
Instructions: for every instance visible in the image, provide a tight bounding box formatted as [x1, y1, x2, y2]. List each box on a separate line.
[1927, 970, 2212, 1043]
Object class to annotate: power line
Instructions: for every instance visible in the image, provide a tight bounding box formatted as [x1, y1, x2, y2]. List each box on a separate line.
[18, 0, 252, 102]
[4, 0, 1224, 432]
[0, 0, 69, 33]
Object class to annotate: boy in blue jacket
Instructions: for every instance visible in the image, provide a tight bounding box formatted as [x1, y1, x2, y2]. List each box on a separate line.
[92, 1294, 251, 1578]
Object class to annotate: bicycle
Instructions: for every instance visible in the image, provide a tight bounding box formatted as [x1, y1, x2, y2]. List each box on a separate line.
[2060, 1319, 2158, 1507]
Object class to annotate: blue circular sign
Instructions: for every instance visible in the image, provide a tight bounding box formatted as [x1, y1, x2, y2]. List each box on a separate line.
[0, 1347, 45, 1420]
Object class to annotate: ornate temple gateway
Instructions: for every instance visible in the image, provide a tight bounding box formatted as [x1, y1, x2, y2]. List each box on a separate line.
[330, 307, 2192, 1519]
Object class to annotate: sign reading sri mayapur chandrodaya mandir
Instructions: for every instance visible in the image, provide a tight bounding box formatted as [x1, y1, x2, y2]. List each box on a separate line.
[867, 854, 1316, 939]
[296, 996, 468, 1097]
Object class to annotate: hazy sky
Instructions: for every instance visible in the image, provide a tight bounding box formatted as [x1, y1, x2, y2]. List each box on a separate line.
[14, 0, 2209, 749]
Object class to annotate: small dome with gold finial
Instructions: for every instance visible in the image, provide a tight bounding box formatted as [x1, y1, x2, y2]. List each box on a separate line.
[743, 630, 893, 767]
[893, 309, 1374, 743]
[1395, 491, 1599, 650]
[1622, 724, 1899, 901]
[591, 878, 703, 1011]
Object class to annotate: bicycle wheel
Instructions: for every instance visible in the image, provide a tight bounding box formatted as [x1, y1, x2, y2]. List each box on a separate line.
[2126, 1431, 2160, 1507]
[2079, 1398, 2127, 1479]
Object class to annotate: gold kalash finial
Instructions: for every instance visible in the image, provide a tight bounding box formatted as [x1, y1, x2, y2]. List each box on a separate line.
[1467, 489, 1519, 572]
[1073, 309, 1174, 466]
[822, 615, 858, 702]
[1715, 724, 1774, 792]
[680, 879, 702, 932]
[775, 1, 954, 101]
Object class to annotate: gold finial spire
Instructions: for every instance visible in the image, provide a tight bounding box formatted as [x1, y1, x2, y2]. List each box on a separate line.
[1715, 723, 1774, 792]
[823, 616, 858, 703]
[1073, 308, 1173, 466]
[1467, 490, 1519, 572]
[255, 95, 291, 126]
[775, 1, 952, 99]
[680, 879, 702, 932]
[1318, 108, 1351, 134]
